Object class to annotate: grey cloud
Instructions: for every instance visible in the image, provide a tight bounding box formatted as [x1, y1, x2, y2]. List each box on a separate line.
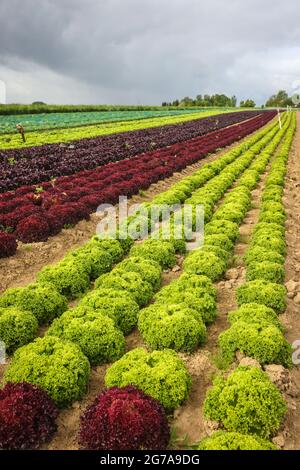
[0, 0, 300, 104]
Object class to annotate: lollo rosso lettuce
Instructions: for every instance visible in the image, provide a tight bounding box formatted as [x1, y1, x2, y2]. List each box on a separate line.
[79, 386, 170, 450]
[0, 112, 276, 256]
[0, 382, 59, 450]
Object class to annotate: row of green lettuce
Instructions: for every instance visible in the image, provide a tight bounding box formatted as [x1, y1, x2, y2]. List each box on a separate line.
[218, 112, 296, 368]
[201, 112, 296, 450]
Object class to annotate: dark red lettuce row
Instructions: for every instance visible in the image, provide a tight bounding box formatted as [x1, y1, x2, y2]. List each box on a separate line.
[0, 111, 272, 191]
[0, 111, 275, 252]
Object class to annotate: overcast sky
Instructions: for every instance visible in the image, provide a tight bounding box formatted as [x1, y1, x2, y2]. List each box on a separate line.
[0, 0, 300, 105]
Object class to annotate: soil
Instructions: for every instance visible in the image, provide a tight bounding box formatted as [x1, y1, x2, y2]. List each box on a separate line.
[2, 114, 300, 450]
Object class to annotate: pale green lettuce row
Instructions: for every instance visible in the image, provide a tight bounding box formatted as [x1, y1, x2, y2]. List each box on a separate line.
[220, 114, 296, 368]
[202, 114, 295, 447]
[2, 115, 282, 408]
[183, 113, 291, 283]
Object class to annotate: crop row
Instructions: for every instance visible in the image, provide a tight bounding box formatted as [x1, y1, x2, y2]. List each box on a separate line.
[201, 112, 296, 450]
[0, 109, 236, 150]
[0, 113, 276, 257]
[219, 117, 296, 368]
[0, 109, 221, 134]
[0, 115, 287, 449]
[0, 110, 270, 191]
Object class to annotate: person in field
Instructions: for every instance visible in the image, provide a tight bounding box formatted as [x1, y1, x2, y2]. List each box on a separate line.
[16, 124, 26, 142]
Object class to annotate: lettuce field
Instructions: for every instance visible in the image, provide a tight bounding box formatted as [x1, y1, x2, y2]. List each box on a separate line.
[0, 107, 299, 452]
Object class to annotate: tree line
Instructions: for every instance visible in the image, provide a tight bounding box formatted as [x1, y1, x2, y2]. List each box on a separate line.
[162, 90, 299, 108]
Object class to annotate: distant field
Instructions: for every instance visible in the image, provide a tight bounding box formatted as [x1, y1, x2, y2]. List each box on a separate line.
[0, 109, 232, 149]
[0, 108, 232, 134]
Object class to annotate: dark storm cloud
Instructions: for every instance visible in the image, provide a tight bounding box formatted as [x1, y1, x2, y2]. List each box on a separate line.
[0, 0, 300, 104]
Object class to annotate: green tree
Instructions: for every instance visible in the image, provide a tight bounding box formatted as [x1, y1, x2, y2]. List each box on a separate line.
[195, 94, 203, 106]
[179, 97, 195, 107]
[240, 99, 256, 108]
[265, 90, 290, 108]
[203, 94, 212, 106]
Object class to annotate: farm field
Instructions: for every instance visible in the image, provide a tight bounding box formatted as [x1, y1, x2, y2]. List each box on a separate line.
[0, 108, 299, 452]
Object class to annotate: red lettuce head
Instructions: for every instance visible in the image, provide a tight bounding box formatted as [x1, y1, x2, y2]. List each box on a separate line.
[79, 386, 170, 450]
[0, 382, 59, 449]
[15, 215, 50, 243]
[0, 231, 17, 258]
